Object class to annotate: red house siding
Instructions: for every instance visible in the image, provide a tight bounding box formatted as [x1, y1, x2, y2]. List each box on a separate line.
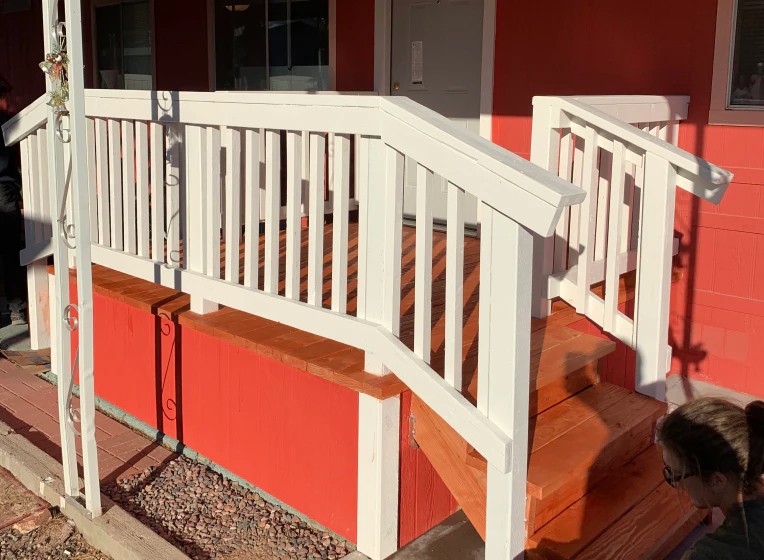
[0, 4, 45, 113]
[76, 289, 361, 541]
[492, 0, 764, 399]
[335, 0, 375, 91]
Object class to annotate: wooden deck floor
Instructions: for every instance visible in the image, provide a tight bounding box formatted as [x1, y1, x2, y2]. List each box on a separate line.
[66, 220, 603, 401]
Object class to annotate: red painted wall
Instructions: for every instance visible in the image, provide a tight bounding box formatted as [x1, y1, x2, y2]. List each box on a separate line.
[154, 0, 211, 91]
[0, 4, 46, 113]
[492, 0, 764, 398]
[335, 0, 375, 91]
[80, 290, 360, 541]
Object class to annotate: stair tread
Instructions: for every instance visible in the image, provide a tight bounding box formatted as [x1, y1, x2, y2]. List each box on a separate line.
[528, 383, 631, 454]
[466, 383, 631, 468]
[465, 325, 615, 408]
[574, 476, 700, 560]
[531, 330, 615, 389]
[527, 391, 664, 499]
[527, 445, 665, 558]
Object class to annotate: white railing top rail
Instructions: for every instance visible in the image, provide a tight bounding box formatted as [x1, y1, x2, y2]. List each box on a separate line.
[535, 95, 733, 203]
[4, 91, 585, 236]
[568, 95, 689, 124]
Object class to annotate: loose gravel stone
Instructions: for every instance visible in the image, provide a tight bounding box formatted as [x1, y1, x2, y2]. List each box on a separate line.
[102, 456, 354, 559]
[0, 512, 111, 560]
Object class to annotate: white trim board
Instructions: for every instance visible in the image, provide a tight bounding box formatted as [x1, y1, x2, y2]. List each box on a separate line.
[374, 0, 496, 141]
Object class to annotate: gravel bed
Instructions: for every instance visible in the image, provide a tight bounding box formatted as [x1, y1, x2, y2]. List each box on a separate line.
[0, 512, 111, 560]
[103, 456, 353, 560]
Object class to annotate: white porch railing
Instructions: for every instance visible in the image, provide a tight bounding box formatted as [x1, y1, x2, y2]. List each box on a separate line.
[531, 95, 733, 400]
[3, 89, 584, 560]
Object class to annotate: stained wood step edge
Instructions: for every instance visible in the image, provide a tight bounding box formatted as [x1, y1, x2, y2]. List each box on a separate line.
[526, 445, 665, 558]
[50, 264, 407, 400]
[573, 478, 700, 560]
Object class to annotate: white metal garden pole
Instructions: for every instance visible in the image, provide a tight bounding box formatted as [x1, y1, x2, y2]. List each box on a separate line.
[41, 0, 80, 501]
[62, 0, 102, 516]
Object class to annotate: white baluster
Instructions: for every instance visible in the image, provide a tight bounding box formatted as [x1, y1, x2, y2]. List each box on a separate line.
[331, 133, 351, 313]
[86, 118, 98, 240]
[136, 121, 150, 258]
[604, 140, 625, 333]
[225, 128, 242, 284]
[307, 132, 327, 307]
[205, 127, 221, 280]
[264, 130, 281, 294]
[122, 120, 137, 254]
[149, 122, 164, 262]
[414, 163, 434, 363]
[244, 129, 261, 289]
[285, 130, 302, 300]
[445, 181, 465, 390]
[576, 127, 600, 315]
[107, 119, 123, 251]
[95, 118, 110, 247]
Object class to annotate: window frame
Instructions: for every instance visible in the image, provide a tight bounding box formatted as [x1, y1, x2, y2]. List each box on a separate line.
[710, 0, 764, 125]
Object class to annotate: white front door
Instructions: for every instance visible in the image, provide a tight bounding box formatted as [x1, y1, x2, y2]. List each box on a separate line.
[391, 0, 484, 228]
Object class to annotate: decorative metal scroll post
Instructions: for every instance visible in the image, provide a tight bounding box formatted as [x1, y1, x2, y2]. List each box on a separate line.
[40, 0, 101, 517]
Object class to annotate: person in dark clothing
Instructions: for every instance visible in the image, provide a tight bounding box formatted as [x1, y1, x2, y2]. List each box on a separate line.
[0, 75, 27, 325]
[658, 397, 764, 560]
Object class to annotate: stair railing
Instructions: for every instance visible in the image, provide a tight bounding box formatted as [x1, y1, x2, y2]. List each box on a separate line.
[530, 95, 733, 401]
[4, 89, 585, 559]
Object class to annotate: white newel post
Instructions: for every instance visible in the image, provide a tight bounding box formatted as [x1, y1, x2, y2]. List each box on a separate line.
[633, 153, 677, 402]
[63, 0, 102, 515]
[479, 206, 533, 559]
[529, 102, 561, 319]
[41, 0, 79, 498]
[355, 137, 401, 560]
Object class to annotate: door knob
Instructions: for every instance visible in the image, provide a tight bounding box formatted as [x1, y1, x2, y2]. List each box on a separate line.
[393, 82, 401, 91]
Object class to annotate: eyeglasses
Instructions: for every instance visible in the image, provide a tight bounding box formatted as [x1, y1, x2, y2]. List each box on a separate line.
[663, 465, 699, 488]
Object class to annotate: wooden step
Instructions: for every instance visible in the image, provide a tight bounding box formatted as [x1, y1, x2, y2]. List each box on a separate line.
[465, 326, 615, 417]
[525, 388, 665, 532]
[573, 480, 703, 560]
[526, 445, 682, 558]
[462, 383, 664, 534]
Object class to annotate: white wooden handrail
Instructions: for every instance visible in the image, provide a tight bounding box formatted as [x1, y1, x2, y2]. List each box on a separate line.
[535, 96, 733, 203]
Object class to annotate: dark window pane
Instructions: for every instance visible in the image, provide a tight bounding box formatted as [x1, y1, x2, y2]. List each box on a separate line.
[215, 0, 268, 91]
[96, 5, 123, 89]
[730, 0, 764, 106]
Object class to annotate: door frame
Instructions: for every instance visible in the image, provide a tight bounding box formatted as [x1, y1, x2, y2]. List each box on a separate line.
[374, 0, 496, 140]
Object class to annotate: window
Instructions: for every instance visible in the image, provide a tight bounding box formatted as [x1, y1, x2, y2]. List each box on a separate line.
[711, 0, 764, 124]
[94, 0, 153, 90]
[214, 0, 329, 91]
[729, 0, 764, 106]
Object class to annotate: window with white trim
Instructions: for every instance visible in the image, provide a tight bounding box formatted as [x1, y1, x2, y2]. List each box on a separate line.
[729, 0, 764, 107]
[711, 0, 764, 124]
[214, 0, 329, 91]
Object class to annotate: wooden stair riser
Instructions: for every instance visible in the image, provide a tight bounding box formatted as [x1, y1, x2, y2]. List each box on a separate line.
[531, 362, 599, 418]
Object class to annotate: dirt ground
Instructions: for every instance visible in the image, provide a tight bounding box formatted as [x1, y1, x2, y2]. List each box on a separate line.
[0, 466, 110, 560]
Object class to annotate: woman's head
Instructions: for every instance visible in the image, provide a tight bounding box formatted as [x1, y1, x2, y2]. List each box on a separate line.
[657, 398, 764, 510]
